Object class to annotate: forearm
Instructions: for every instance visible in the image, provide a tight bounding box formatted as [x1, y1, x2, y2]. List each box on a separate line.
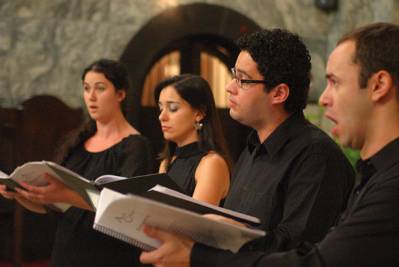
[66, 190, 93, 211]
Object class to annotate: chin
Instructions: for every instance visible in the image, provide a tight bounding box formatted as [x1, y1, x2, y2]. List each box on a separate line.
[163, 135, 175, 142]
[338, 135, 354, 149]
[88, 114, 98, 120]
[229, 110, 241, 121]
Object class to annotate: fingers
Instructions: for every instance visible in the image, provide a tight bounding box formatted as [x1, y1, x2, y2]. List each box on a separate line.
[15, 187, 44, 204]
[143, 225, 168, 241]
[203, 213, 228, 221]
[18, 181, 47, 194]
[14, 196, 47, 214]
[43, 173, 63, 186]
[140, 247, 166, 264]
[140, 226, 173, 264]
[140, 225, 193, 266]
[203, 214, 247, 227]
[0, 185, 17, 199]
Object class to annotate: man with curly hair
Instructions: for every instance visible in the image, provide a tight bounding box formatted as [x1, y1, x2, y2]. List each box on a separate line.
[215, 28, 354, 253]
[139, 28, 356, 264]
[140, 23, 399, 267]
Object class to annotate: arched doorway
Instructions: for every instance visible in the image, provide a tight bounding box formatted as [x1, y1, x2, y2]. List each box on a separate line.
[120, 3, 261, 161]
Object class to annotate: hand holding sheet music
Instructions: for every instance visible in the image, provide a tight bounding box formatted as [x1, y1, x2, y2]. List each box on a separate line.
[0, 161, 182, 212]
[93, 188, 265, 252]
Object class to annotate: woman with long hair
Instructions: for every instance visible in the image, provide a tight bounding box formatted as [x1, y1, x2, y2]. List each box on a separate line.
[0, 58, 154, 266]
[155, 74, 230, 205]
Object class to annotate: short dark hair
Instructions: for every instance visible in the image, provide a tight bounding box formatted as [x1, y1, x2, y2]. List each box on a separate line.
[154, 74, 230, 169]
[237, 29, 311, 113]
[338, 22, 399, 91]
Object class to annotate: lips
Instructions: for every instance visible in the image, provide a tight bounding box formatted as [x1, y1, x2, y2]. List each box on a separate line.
[324, 112, 339, 137]
[227, 97, 237, 108]
[325, 113, 338, 124]
[161, 126, 171, 132]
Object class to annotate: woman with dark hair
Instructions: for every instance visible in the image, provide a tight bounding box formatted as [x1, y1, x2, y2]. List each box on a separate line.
[0, 58, 154, 266]
[155, 74, 230, 205]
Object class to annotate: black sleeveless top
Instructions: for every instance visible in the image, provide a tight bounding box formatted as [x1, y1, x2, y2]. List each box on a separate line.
[51, 135, 154, 267]
[167, 142, 207, 196]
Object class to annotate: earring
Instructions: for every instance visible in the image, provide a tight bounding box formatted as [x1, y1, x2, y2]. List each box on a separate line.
[194, 121, 203, 131]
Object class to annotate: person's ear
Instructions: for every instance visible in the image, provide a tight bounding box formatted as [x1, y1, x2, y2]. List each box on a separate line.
[369, 70, 393, 102]
[271, 83, 290, 104]
[116, 90, 126, 102]
[194, 108, 205, 122]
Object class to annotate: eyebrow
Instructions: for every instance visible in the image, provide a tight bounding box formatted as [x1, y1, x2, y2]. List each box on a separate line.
[82, 81, 106, 86]
[158, 101, 180, 105]
[325, 73, 336, 80]
[235, 68, 253, 79]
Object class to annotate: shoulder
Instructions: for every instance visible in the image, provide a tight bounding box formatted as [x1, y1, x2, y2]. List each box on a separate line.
[122, 134, 151, 148]
[287, 122, 353, 173]
[197, 151, 229, 172]
[118, 134, 153, 158]
[373, 162, 399, 189]
[195, 151, 230, 188]
[295, 122, 343, 156]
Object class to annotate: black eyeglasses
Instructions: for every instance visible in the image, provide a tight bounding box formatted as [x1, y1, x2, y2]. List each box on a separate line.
[231, 68, 268, 89]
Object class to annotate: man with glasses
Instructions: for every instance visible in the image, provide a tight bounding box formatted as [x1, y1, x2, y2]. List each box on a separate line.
[142, 28, 355, 259]
[140, 22, 399, 267]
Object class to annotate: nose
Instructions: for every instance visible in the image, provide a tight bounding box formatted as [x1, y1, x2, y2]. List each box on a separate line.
[87, 89, 96, 101]
[319, 86, 330, 107]
[159, 109, 168, 121]
[226, 79, 238, 95]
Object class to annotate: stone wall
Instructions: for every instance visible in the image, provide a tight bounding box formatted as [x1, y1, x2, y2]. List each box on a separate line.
[0, 0, 397, 109]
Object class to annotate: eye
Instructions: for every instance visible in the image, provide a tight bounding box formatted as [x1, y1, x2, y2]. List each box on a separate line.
[96, 85, 106, 91]
[327, 78, 338, 87]
[168, 103, 179, 112]
[83, 84, 90, 92]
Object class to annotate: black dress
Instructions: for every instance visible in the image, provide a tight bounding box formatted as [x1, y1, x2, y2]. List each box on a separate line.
[166, 142, 207, 196]
[50, 135, 154, 267]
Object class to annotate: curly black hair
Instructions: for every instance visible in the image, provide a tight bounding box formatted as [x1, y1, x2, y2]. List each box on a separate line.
[237, 29, 311, 113]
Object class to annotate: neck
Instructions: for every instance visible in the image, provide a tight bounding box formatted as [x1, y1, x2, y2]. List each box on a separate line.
[360, 104, 399, 159]
[255, 110, 291, 143]
[175, 134, 199, 148]
[95, 111, 129, 139]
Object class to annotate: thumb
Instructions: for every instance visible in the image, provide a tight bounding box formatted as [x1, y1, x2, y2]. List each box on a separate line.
[143, 225, 175, 242]
[43, 173, 58, 183]
[143, 225, 162, 238]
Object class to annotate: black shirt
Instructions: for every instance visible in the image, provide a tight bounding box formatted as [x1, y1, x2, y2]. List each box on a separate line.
[167, 142, 207, 196]
[192, 138, 399, 267]
[222, 112, 354, 252]
[51, 135, 154, 267]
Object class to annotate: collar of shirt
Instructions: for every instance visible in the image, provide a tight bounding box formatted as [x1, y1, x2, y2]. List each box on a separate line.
[174, 141, 204, 159]
[247, 112, 307, 157]
[355, 137, 399, 190]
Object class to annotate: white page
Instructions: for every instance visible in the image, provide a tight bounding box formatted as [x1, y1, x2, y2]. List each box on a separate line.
[0, 170, 8, 178]
[150, 184, 260, 224]
[94, 175, 127, 185]
[94, 189, 265, 252]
